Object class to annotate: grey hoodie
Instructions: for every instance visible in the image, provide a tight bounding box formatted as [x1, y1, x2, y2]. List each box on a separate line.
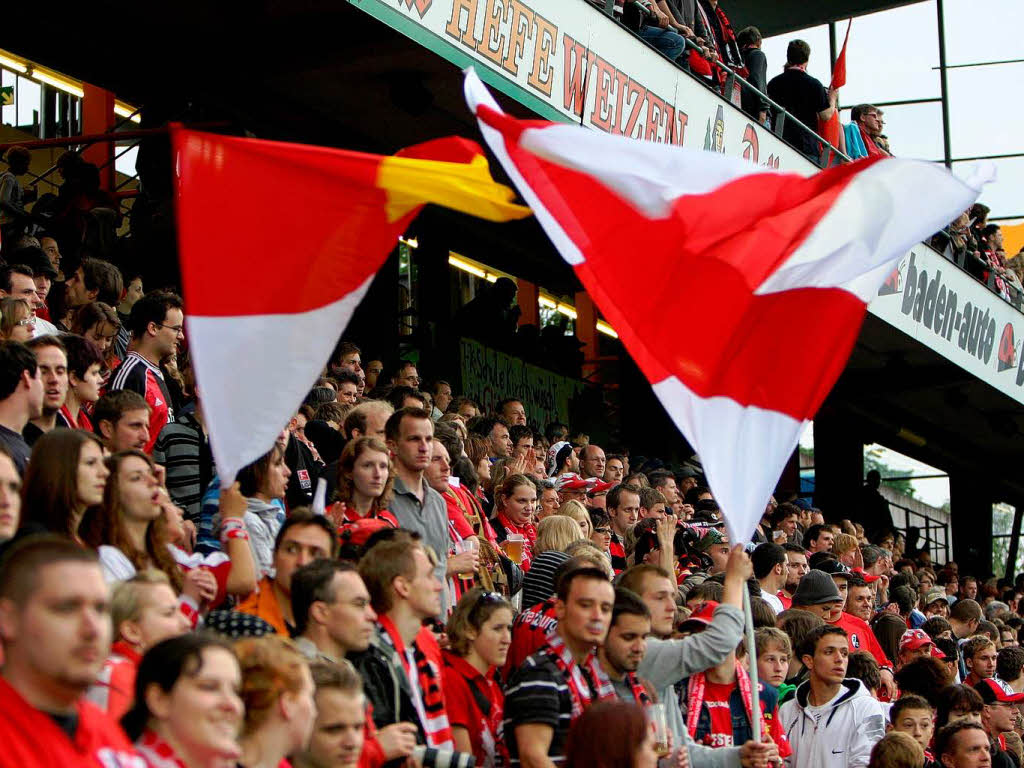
[638, 602, 745, 768]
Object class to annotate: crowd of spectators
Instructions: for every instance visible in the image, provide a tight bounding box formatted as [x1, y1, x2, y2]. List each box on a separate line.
[1, 201, 1024, 768]
[932, 202, 1024, 305]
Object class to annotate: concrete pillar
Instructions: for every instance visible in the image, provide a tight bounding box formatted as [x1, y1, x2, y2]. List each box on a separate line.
[812, 408, 864, 520]
[574, 291, 599, 381]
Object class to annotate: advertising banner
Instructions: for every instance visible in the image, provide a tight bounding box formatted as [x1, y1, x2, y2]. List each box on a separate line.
[459, 337, 585, 425]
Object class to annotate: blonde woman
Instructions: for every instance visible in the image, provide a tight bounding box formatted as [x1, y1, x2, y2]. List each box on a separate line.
[557, 499, 593, 539]
[0, 297, 34, 341]
[523, 516, 585, 608]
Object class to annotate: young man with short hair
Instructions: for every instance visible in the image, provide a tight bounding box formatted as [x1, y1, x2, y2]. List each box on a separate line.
[64, 257, 124, 308]
[292, 559, 419, 768]
[935, 721, 993, 768]
[236, 510, 338, 635]
[22, 335, 68, 445]
[0, 536, 140, 764]
[353, 534, 451, 751]
[950, 600, 984, 640]
[752, 542, 787, 614]
[385, 407, 450, 609]
[109, 290, 182, 452]
[504, 567, 615, 767]
[0, 340, 42, 474]
[93, 389, 152, 452]
[974, 679, 1023, 768]
[638, 486, 668, 520]
[779, 625, 887, 768]
[964, 637, 998, 688]
[296, 660, 378, 768]
[996, 646, 1024, 693]
[890, 694, 936, 763]
[779, 543, 810, 609]
[898, 629, 936, 670]
[606, 483, 641, 573]
[803, 523, 835, 554]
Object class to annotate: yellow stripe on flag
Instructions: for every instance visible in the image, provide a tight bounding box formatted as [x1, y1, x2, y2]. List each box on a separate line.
[378, 153, 531, 224]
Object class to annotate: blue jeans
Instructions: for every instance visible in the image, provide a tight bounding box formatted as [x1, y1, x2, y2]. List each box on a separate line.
[639, 24, 686, 61]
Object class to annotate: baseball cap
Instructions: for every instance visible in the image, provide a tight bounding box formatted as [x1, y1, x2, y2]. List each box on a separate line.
[792, 570, 843, 606]
[975, 678, 1024, 704]
[899, 629, 934, 653]
[588, 479, 614, 494]
[695, 528, 729, 553]
[679, 601, 718, 632]
[851, 567, 881, 584]
[814, 559, 852, 576]
[547, 441, 571, 476]
[556, 473, 590, 492]
[923, 587, 948, 607]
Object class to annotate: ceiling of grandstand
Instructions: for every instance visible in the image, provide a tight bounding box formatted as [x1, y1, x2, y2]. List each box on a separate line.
[726, 0, 922, 38]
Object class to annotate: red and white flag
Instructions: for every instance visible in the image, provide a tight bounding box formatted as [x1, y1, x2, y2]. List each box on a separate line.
[464, 68, 989, 543]
[173, 126, 528, 484]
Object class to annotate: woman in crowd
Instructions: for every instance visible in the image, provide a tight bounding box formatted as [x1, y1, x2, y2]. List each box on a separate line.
[57, 334, 104, 430]
[71, 300, 123, 374]
[443, 588, 514, 768]
[122, 633, 244, 768]
[871, 611, 906, 667]
[465, 436, 493, 500]
[235, 635, 318, 768]
[934, 684, 985, 730]
[233, 444, 291, 576]
[0, 297, 34, 341]
[87, 570, 192, 719]
[557, 499, 593, 540]
[326, 437, 397, 548]
[0, 445, 21, 542]
[490, 473, 538, 571]
[564, 700, 658, 768]
[21, 429, 108, 543]
[522, 515, 584, 608]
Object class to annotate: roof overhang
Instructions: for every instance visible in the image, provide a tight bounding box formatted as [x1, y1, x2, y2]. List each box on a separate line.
[725, 0, 926, 38]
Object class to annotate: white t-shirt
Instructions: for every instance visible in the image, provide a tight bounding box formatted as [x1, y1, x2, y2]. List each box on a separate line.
[761, 589, 785, 614]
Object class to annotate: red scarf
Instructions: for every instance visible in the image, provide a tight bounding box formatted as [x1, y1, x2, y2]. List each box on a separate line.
[626, 672, 652, 708]
[686, 660, 765, 741]
[136, 730, 190, 767]
[544, 632, 616, 720]
[378, 615, 454, 748]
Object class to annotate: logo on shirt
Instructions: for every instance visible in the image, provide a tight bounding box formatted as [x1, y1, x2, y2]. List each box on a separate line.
[297, 469, 311, 489]
[850, 634, 861, 649]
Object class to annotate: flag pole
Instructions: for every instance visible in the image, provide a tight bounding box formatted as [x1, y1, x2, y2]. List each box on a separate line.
[742, 586, 762, 744]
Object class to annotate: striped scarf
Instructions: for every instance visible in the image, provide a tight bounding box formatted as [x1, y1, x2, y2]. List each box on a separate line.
[136, 730, 190, 767]
[544, 632, 616, 720]
[378, 615, 454, 748]
[626, 672, 653, 708]
[685, 660, 766, 741]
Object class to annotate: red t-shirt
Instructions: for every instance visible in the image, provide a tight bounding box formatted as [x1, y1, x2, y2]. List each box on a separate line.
[831, 611, 892, 667]
[0, 676, 142, 767]
[699, 681, 738, 747]
[442, 651, 505, 768]
[777, 593, 792, 610]
[504, 599, 558, 677]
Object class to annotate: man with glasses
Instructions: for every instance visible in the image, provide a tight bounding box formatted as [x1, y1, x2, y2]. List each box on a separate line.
[974, 679, 1023, 768]
[109, 290, 182, 453]
[391, 361, 421, 389]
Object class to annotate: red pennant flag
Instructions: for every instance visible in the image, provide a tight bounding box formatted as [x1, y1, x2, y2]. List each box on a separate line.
[172, 126, 529, 483]
[464, 69, 988, 542]
[820, 20, 852, 155]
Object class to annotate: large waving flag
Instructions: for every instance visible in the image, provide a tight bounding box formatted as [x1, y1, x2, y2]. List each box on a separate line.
[463, 69, 988, 544]
[173, 126, 530, 484]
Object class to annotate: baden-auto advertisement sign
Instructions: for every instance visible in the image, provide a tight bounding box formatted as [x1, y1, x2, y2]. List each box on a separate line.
[352, 0, 1024, 407]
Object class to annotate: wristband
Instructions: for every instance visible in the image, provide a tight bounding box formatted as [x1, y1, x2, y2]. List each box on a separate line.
[220, 518, 249, 546]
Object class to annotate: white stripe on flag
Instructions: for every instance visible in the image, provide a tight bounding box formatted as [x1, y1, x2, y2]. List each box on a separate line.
[186, 275, 373, 485]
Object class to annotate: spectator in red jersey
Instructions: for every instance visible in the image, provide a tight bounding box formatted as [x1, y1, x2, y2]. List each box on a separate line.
[235, 635, 318, 767]
[86, 570, 191, 719]
[490, 473, 538, 571]
[57, 335, 103, 431]
[443, 588, 514, 767]
[0, 536, 141, 766]
[109, 290, 183, 453]
[20, 428, 108, 543]
[121, 632, 244, 767]
[326, 437, 399, 554]
[963, 637, 998, 688]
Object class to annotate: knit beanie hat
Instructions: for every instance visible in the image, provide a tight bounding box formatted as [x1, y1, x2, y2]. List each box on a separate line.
[792, 569, 842, 606]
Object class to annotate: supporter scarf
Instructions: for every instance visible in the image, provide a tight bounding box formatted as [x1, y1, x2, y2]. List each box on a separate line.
[544, 633, 616, 719]
[378, 615, 454, 748]
[136, 729, 189, 768]
[609, 532, 627, 573]
[497, 513, 536, 567]
[685, 660, 765, 741]
[712, 3, 745, 72]
[626, 672, 652, 708]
